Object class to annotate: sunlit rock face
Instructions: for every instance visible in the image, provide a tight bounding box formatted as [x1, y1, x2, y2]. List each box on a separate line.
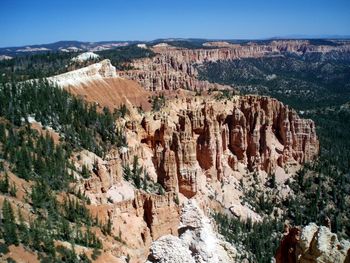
[144, 95, 318, 198]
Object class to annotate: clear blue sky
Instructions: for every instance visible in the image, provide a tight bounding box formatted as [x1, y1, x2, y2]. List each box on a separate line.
[1, 0, 350, 47]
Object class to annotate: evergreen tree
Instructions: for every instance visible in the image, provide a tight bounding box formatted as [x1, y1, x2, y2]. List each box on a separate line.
[102, 217, 112, 236]
[17, 209, 29, 245]
[132, 156, 142, 189]
[2, 199, 18, 245]
[9, 183, 17, 197]
[0, 173, 9, 193]
[81, 164, 90, 179]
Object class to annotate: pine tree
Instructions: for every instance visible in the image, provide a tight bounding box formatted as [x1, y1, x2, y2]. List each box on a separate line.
[132, 156, 142, 189]
[0, 173, 9, 193]
[81, 164, 90, 179]
[2, 199, 18, 245]
[142, 172, 148, 192]
[102, 217, 112, 236]
[9, 183, 17, 197]
[18, 209, 29, 245]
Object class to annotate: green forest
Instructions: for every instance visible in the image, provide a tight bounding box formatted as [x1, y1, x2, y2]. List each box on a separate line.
[0, 79, 127, 262]
[198, 54, 350, 110]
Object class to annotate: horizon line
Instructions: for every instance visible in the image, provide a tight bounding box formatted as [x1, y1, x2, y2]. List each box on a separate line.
[1, 34, 350, 49]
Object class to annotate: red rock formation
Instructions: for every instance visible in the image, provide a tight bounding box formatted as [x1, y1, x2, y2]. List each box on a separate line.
[142, 96, 318, 197]
[87, 190, 179, 262]
[275, 226, 301, 263]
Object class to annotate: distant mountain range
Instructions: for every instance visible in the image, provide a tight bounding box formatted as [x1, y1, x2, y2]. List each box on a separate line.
[1, 36, 350, 57]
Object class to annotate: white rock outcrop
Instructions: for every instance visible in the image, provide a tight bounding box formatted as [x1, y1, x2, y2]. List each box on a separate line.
[298, 223, 350, 263]
[0, 55, 12, 61]
[146, 235, 196, 263]
[48, 59, 117, 87]
[146, 200, 237, 263]
[71, 52, 100, 62]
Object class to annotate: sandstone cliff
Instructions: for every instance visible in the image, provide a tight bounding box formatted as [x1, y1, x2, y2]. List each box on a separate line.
[48, 59, 118, 87]
[66, 91, 319, 262]
[141, 95, 318, 198]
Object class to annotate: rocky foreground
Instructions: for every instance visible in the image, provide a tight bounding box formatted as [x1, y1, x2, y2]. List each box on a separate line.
[276, 223, 350, 263]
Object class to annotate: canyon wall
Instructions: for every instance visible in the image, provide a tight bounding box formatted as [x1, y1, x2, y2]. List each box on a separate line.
[119, 40, 350, 91]
[141, 95, 319, 198]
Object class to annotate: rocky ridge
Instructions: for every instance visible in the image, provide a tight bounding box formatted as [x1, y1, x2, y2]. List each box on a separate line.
[48, 59, 118, 87]
[120, 40, 350, 91]
[141, 95, 318, 199]
[47, 59, 151, 110]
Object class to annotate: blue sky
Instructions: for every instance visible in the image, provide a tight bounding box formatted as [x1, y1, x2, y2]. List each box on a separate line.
[1, 0, 350, 47]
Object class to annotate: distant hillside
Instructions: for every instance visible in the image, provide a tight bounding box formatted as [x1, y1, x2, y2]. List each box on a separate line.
[2, 37, 350, 57]
[0, 40, 136, 56]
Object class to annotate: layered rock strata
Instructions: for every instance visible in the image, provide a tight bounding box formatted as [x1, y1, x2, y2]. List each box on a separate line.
[142, 96, 319, 198]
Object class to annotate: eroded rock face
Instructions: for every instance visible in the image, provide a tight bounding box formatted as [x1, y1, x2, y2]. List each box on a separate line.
[86, 191, 180, 261]
[143, 96, 318, 198]
[120, 40, 350, 91]
[275, 223, 350, 263]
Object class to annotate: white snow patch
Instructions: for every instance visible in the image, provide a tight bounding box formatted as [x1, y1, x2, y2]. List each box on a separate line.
[90, 43, 129, 52]
[118, 146, 128, 154]
[229, 203, 262, 222]
[26, 116, 37, 123]
[66, 46, 82, 52]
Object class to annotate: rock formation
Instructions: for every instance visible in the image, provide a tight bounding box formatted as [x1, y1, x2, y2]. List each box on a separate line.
[142, 95, 318, 198]
[275, 223, 350, 263]
[48, 59, 151, 110]
[48, 59, 118, 87]
[146, 200, 237, 263]
[120, 40, 350, 92]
